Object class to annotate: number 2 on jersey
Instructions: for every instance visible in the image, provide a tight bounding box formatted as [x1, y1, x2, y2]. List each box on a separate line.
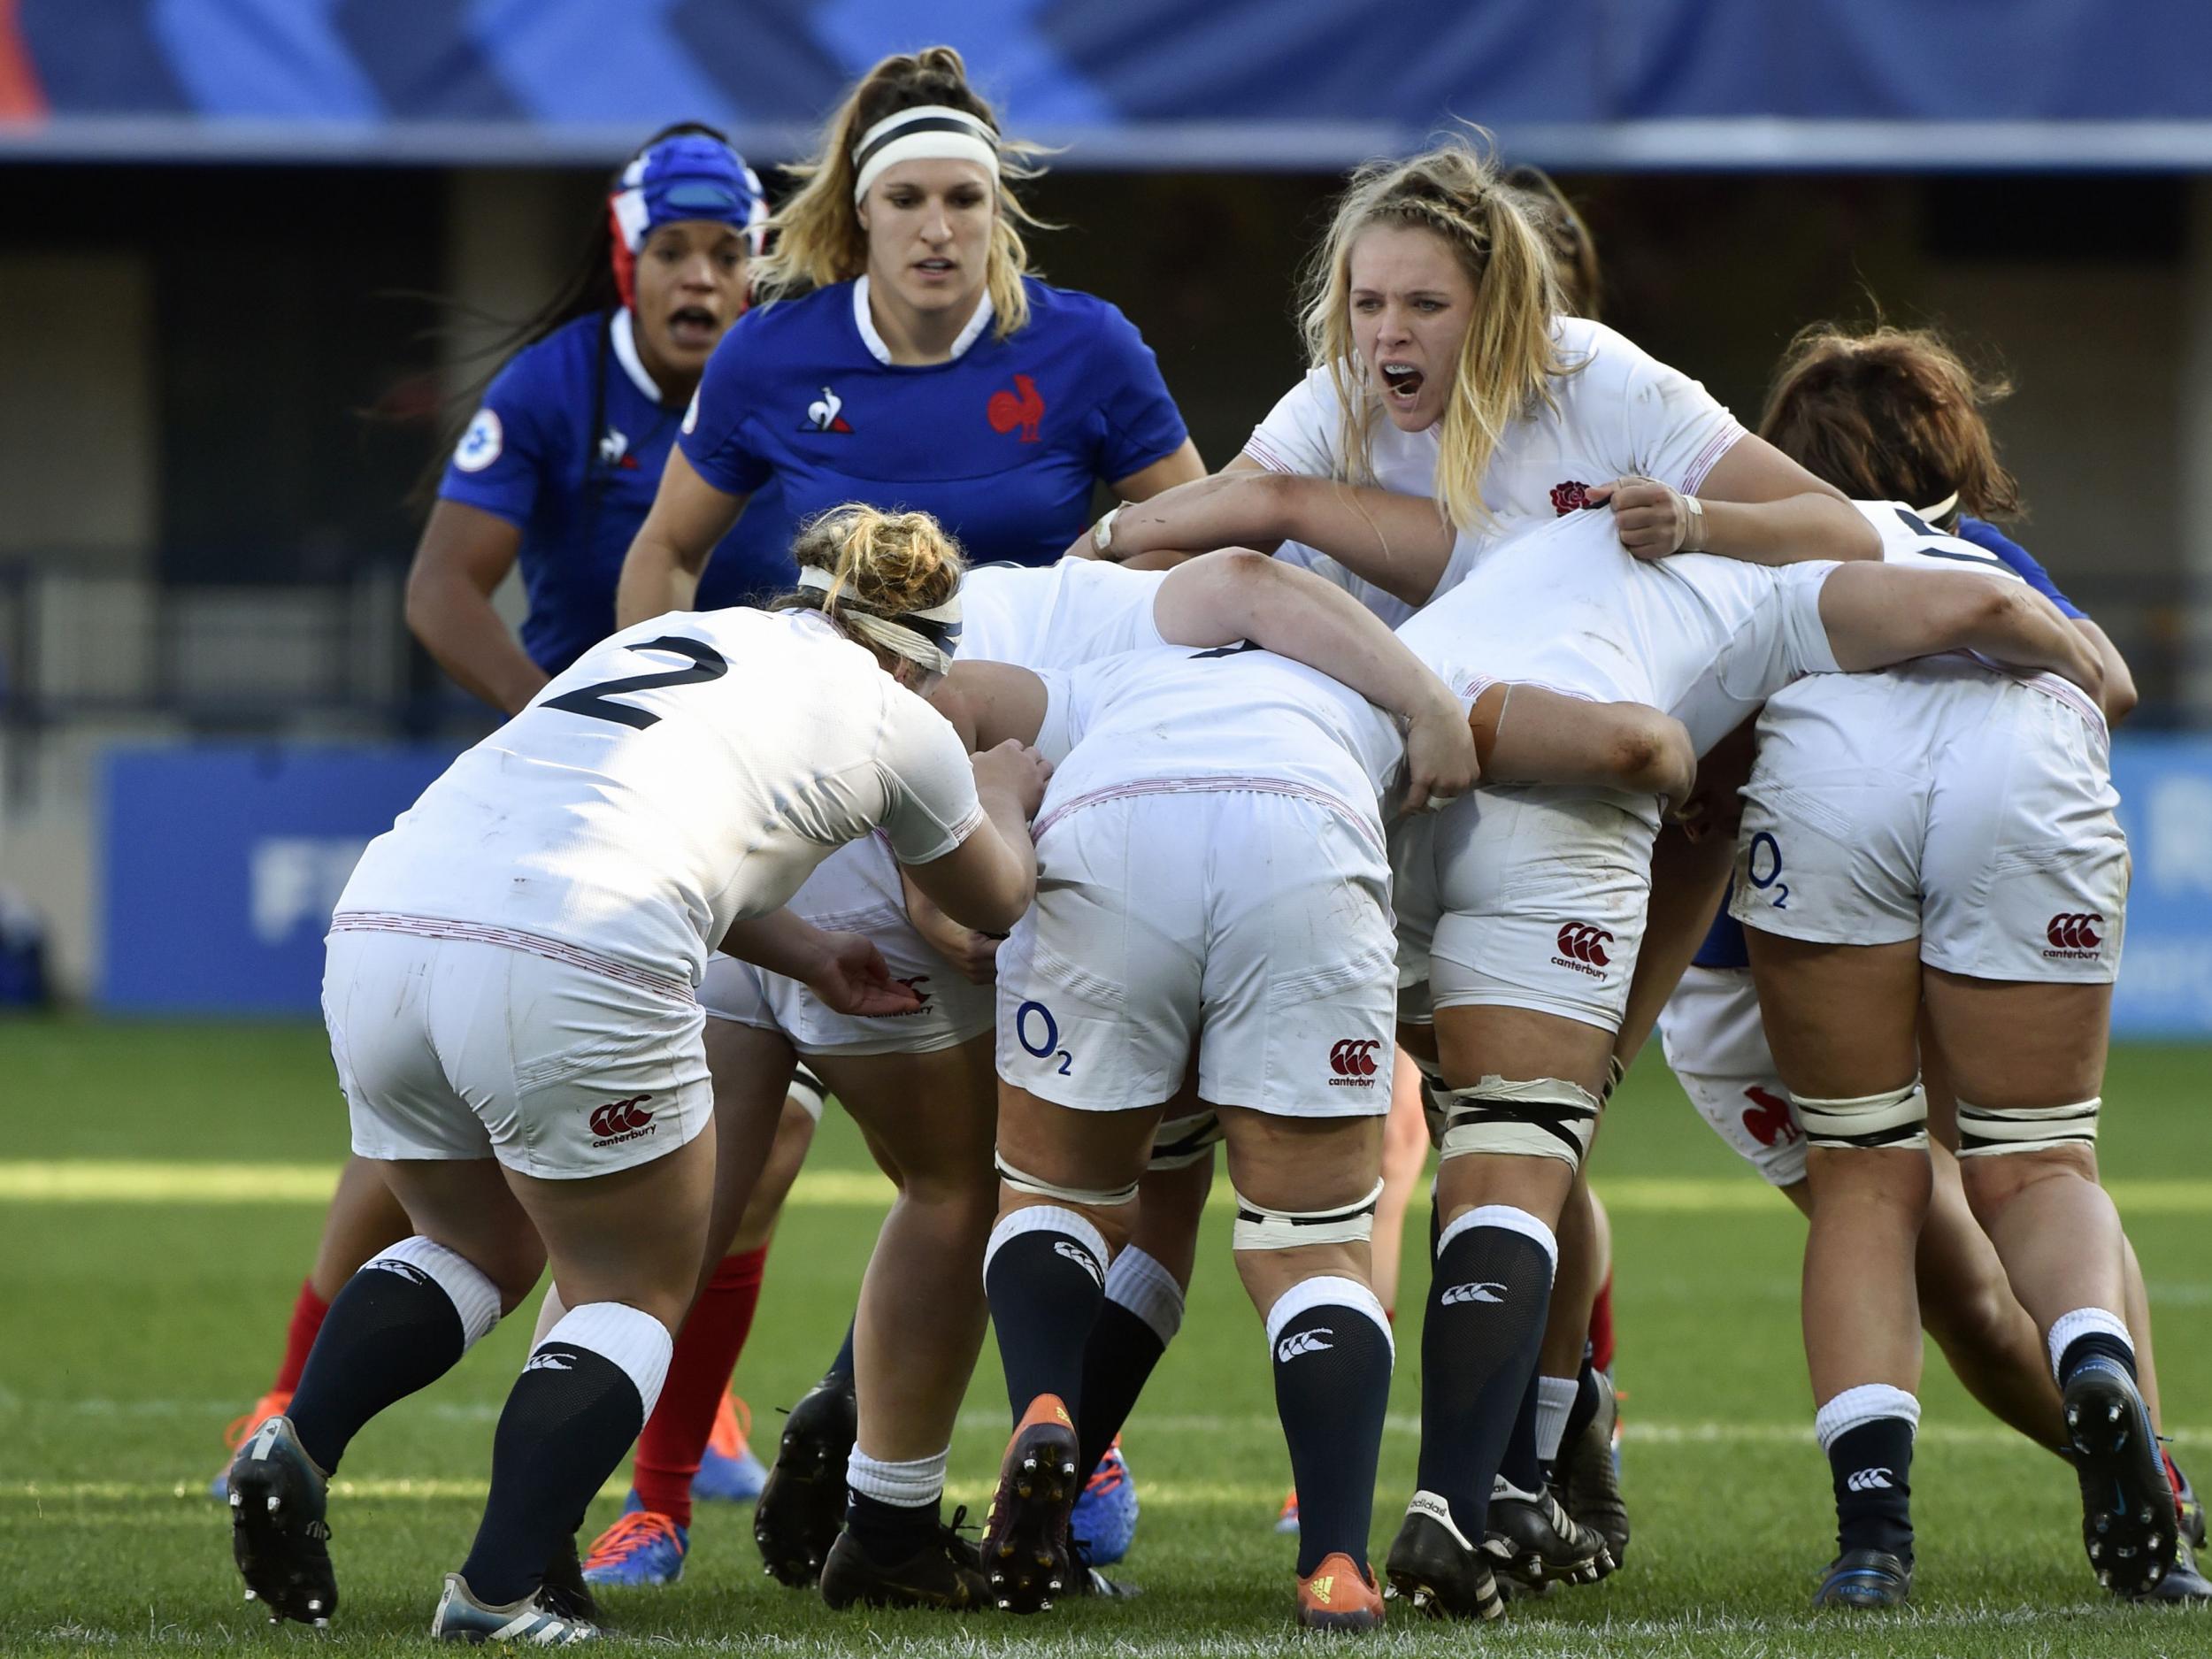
[544, 635, 728, 731]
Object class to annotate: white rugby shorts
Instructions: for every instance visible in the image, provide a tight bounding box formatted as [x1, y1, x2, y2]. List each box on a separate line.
[1393, 783, 1656, 1032]
[1655, 963, 1807, 1188]
[1732, 667, 2126, 984]
[995, 789, 1397, 1118]
[323, 924, 711, 1179]
[695, 838, 995, 1056]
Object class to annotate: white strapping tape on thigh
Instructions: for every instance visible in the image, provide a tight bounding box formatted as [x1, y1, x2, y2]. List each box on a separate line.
[786, 1063, 827, 1123]
[1792, 1079, 1930, 1151]
[1437, 1075, 1603, 1169]
[1232, 1178, 1385, 1252]
[994, 1154, 1140, 1208]
[1955, 1095, 2100, 1158]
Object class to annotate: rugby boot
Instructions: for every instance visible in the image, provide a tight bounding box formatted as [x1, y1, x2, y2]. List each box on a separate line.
[430, 1571, 596, 1645]
[1296, 1552, 1384, 1632]
[2166, 1448, 2207, 1551]
[580, 1495, 687, 1588]
[693, 1390, 769, 1503]
[2066, 1357, 2179, 1594]
[818, 1524, 989, 1611]
[1485, 1478, 1614, 1589]
[1070, 1537, 1141, 1600]
[1069, 1438, 1138, 1565]
[227, 1415, 336, 1626]
[753, 1369, 858, 1587]
[1383, 1492, 1505, 1621]
[1810, 1548, 1911, 1609]
[1556, 1367, 1630, 1568]
[2126, 1539, 2212, 1604]
[1274, 1486, 1301, 1535]
[210, 1389, 293, 1498]
[538, 1532, 599, 1623]
[981, 1394, 1081, 1614]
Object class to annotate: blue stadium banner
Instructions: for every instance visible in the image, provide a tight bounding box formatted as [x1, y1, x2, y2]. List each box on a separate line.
[5, 1, 2212, 170]
[100, 745, 458, 1015]
[2110, 736, 2212, 1039]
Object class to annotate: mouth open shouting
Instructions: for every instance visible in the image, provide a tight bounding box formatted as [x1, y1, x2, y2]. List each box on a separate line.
[666, 305, 721, 351]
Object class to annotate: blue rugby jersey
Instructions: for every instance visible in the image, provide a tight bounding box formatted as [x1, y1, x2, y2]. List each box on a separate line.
[679, 275, 1188, 568]
[438, 311, 797, 676]
[1953, 516, 2087, 619]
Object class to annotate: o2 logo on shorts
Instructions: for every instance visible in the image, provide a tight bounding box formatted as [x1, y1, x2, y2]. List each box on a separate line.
[1328, 1038, 1381, 1087]
[1014, 1000, 1074, 1076]
[1745, 831, 1789, 909]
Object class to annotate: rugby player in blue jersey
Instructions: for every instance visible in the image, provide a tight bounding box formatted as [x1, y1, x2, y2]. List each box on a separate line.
[615, 46, 1202, 1591]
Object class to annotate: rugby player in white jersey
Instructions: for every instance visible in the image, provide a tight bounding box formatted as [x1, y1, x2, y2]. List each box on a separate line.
[1087, 469, 2104, 1616]
[1071, 140, 1879, 1556]
[224, 506, 1048, 1643]
[1695, 336, 2185, 1607]
[672, 549, 1468, 1610]
[926, 575, 1727, 1629]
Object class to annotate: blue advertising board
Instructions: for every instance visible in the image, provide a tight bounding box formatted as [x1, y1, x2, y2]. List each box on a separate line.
[101, 745, 458, 1015]
[2109, 736, 2212, 1038]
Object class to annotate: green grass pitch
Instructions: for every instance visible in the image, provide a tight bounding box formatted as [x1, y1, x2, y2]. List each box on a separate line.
[1, 1018, 2206, 1655]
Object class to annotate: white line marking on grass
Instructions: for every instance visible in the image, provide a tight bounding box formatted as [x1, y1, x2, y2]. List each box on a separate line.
[4, 1392, 2207, 1448]
[6, 1161, 2208, 1212]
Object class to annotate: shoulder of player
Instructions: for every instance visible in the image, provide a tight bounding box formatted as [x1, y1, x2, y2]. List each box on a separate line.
[1549, 315, 1661, 394]
[710, 283, 858, 374]
[1012, 278, 1155, 366]
[480, 313, 603, 417]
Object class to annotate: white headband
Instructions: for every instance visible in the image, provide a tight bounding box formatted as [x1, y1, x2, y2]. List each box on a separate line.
[852, 104, 999, 203]
[797, 565, 964, 676]
[1916, 491, 1961, 523]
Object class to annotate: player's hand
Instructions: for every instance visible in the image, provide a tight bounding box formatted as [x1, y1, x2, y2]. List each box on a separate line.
[1586, 477, 1700, 560]
[1400, 692, 1480, 816]
[972, 740, 1052, 821]
[803, 931, 923, 1018]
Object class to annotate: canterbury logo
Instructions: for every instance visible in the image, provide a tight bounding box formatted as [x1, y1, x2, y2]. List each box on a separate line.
[1053, 1239, 1104, 1287]
[2046, 912, 2103, 951]
[588, 1094, 657, 1141]
[1555, 922, 1614, 966]
[1846, 1466, 1894, 1492]
[1441, 1281, 1506, 1305]
[523, 1351, 575, 1373]
[1328, 1038, 1381, 1087]
[1277, 1327, 1335, 1362]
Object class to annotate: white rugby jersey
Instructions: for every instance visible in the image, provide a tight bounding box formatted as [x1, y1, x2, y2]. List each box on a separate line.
[956, 559, 1168, 669]
[337, 608, 984, 987]
[1772, 500, 2102, 731]
[1030, 643, 1403, 842]
[1244, 317, 1746, 618]
[1395, 508, 1841, 758]
[767, 558, 1172, 939]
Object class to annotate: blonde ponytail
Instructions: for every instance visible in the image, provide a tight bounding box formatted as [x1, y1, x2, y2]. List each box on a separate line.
[787, 503, 965, 625]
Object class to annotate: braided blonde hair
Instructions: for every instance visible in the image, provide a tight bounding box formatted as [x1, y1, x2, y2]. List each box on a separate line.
[1302, 140, 1566, 533]
[783, 504, 965, 627]
[753, 46, 1050, 340]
